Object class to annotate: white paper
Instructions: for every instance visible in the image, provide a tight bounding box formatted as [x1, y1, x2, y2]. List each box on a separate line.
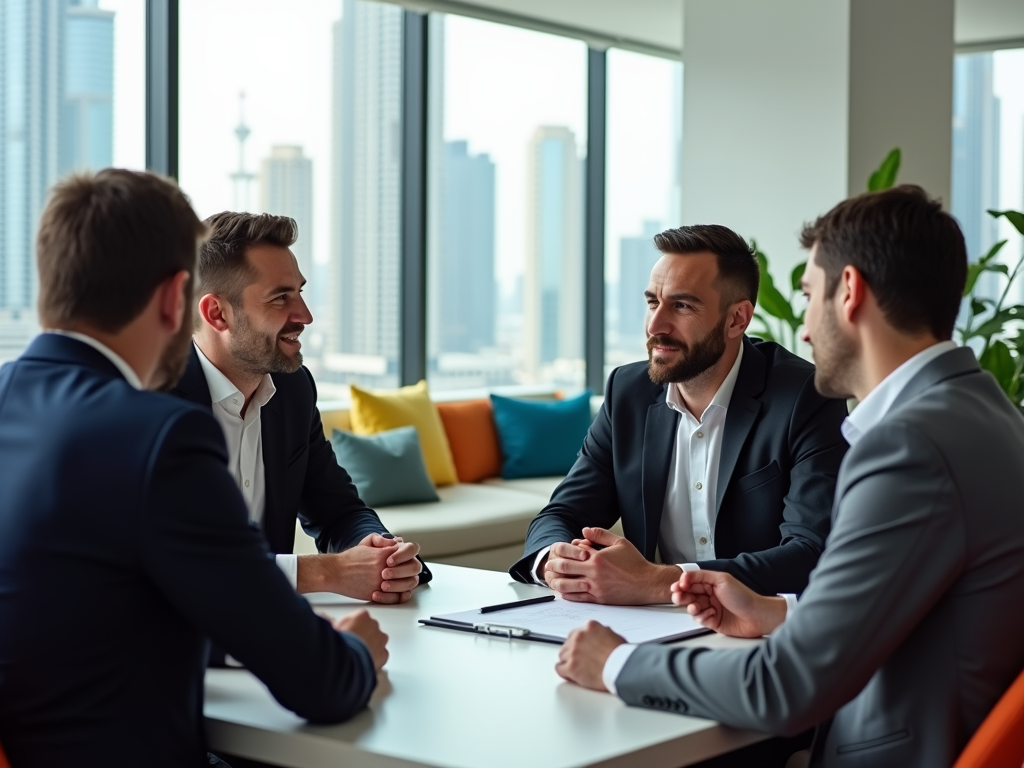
[430, 598, 707, 644]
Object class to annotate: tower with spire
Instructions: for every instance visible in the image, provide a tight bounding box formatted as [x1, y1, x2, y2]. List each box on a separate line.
[230, 92, 256, 210]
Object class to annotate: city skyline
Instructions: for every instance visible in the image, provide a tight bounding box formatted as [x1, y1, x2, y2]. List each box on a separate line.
[260, 145, 315, 280]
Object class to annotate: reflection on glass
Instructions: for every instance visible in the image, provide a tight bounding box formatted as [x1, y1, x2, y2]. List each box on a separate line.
[603, 48, 682, 379]
[179, 0, 402, 394]
[0, 0, 142, 364]
[427, 14, 588, 392]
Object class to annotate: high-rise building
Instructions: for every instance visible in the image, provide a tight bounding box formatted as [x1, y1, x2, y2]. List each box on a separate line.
[436, 140, 496, 354]
[523, 126, 583, 381]
[60, 0, 113, 176]
[618, 220, 662, 345]
[260, 145, 314, 278]
[952, 53, 1001, 263]
[327, 0, 403, 385]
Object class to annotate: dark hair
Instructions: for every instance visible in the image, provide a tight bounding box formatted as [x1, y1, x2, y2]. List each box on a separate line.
[800, 184, 967, 340]
[36, 169, 205, 333]
[653, 224, 760, 307]
[195, 212, 298, 310]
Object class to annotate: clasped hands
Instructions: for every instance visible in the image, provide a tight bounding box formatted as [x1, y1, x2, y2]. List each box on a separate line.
[555, 567, 788, 692]
[298, 533, 421, 604]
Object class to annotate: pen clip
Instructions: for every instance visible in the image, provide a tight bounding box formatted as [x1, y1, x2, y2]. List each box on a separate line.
[473, 622, 531, 640]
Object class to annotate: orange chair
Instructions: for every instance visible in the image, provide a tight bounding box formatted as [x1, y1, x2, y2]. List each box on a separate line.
[0, 740, 9, 768]
[954, 665, 1024, 768]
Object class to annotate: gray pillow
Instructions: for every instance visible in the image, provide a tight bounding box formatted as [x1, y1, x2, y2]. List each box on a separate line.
[330, 426, 440, 508]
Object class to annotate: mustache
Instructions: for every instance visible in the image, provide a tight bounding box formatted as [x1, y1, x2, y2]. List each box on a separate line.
[647, 335, 686, 352]
[278, 323, 305, 337]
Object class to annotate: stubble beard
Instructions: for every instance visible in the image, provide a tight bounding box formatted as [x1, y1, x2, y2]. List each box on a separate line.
[810, 304, 857, 399]
[647, 315, 728, 386]
[230, 308, 303, 379]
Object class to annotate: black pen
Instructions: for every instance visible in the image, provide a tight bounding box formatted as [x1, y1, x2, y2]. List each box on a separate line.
[479, 595, 556, 614]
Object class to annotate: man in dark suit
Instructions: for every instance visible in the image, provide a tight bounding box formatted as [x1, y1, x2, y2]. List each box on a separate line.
[174, 212, 428, 605]
[0, 170, 387, 768]
[510, 225, 849, 602]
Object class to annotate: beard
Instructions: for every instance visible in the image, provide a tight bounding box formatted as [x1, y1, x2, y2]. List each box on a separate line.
[229, 308, 303, 379]
[152, 302, 196, 392]
[810, 303, 857, 399]
[647, 315, 728, 385]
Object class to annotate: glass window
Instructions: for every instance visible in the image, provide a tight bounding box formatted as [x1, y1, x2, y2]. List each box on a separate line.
[426, 14, 588, 392]
[178, 0, 403, 395]
[952, 48, 1024, 300]
[603, 48, 682, 379]
[0, 0, 144, 364]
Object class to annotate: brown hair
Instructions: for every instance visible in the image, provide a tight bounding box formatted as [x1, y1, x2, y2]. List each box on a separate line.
[36, 169, 206, 333]
[195, 212, 298, 312]
[653, 224, 760, 307]
[800, 185, 967, 340]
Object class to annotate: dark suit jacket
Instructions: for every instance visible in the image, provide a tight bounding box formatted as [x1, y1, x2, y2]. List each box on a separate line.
[173, 347, 431, 583]
[0, 335, 377, 768]
[509, 337, 849, 595]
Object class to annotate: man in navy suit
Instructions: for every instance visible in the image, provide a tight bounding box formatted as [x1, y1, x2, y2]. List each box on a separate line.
[0, 169, 387, 768]
[173, 212, 428, 606]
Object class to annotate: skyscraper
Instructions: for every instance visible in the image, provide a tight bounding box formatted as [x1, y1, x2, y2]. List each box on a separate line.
[60, 0, 113, 176]
[260, 145, 314, 278]
[618, 220, 662, 345]
[437, 140, 496, 354]
[328, 0, 403, 384]
[524, 126, 583, 381]
[952, 53, 1001, 263]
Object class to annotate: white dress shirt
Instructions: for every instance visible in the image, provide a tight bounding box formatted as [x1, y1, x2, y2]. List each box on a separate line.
[47, 330, 143, 389]
[194, 343, 298, 588]
[601, 340, 962, 695]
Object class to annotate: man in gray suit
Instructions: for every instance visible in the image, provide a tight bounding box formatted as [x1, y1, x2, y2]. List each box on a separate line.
[555, 185, 1024, 767]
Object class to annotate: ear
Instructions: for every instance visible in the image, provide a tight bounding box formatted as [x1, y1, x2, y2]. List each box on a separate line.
[197, 292, 232, 333]
[727, 300, 754, 338]
[158, 270, 191, 334]
[838, 266, 867, 325]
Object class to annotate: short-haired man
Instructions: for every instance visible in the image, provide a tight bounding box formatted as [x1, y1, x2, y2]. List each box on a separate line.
[173, 212, 428, 609]
[0, 170, 387, 767]
[510, 225, 849, 603]
[557, 186, 1024, 768]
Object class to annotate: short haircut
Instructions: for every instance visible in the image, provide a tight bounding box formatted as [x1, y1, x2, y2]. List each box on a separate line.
[195, 212, 298, 309]
[653, 224, 760, 307]
[36, 169, 206, 333]
[800, 185, 967, 340]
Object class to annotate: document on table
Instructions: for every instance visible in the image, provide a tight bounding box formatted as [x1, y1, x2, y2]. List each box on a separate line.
[427, 598, 709, 644]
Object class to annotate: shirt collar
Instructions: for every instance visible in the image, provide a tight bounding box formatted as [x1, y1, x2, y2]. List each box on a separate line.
[841, 340, 959, 446]
[666, 342, 745, 420]
[46, 330, 144, 390]
[193, 341, 276, 413]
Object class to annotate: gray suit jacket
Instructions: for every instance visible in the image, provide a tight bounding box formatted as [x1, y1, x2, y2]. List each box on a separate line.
[615, 348, 1024, 767]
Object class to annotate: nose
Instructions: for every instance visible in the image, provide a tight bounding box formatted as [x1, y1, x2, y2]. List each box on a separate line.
[294, 294, 313, 325]
[646, 301, 672, 337]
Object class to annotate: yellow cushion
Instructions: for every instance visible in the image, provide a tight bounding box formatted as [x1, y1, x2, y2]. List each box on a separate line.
[348, 380, 458, 487]
[320, 408, 352, 437]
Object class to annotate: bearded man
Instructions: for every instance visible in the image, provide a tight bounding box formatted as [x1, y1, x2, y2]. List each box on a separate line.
[509, 224, 849, 603]
[174, 212, 429, 625]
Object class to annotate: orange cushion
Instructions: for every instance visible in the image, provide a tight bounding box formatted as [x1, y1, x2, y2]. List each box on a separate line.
[953, 664, 1024, 768]
[436, 399, 503, 483]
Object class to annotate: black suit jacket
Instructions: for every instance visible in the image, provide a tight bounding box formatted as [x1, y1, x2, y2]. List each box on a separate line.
[0, 335, 376, 768]
[173, 347, 431, 581]
[509, 337, 849, 595]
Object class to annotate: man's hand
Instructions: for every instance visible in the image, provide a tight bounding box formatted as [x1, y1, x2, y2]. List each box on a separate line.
[360, 533, 422, 603]
[334, 609, 389, 672]
[671, 570, 787, 637]
[555, 621, 626, 691]
[544, 527, 680, 605]
[296, 534, 421, 603]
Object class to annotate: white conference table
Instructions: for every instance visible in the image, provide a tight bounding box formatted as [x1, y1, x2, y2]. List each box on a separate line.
[204, 564, 767, 768]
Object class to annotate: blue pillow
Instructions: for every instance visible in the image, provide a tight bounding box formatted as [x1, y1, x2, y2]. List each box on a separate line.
[490, 391, 593, 479]
[330, 426, 440, 508]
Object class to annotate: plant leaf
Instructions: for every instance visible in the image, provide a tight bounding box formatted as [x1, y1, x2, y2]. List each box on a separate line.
[979, 340, 1018, 397]
[867, 148, 901, 192]
[750, 313, 777, 343]
[754, 248, 799, 330]
[971, 298, 992, 315]
[964, 240, 1008, 296]
[988, 209, 1024, 238]
[978, 239, 1008, 266]
[790, 262, 807, 293]
[971, 305, 1024, 340]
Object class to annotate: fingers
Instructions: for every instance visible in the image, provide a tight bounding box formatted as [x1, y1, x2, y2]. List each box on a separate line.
[386, 541, 421, 567]
[560, 592, 598, 603]
[380, 575, 419, 593]
[582, 527, 624, 548]
[545, 557, 591, 576]
[549, 541, 590, 561]
[381, 559, 421, 581]
[371, 589, 413, 604]
[545, 575, 591, 593]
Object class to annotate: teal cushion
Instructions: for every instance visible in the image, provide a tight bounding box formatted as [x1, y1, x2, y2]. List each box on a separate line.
[490, 391, 593, 479]
[330, 426, 440, 508]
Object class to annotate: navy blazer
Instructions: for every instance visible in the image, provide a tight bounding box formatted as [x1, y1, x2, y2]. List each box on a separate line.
[509, 338, 849, 595]
[172, 347, 431, 583]
[0, 335, 377, 768]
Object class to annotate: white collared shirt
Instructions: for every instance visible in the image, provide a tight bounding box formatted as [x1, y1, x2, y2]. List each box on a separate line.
[194, 342, 298, 588]
[46, 330, 144, 389]
[601, 339, 963, 696]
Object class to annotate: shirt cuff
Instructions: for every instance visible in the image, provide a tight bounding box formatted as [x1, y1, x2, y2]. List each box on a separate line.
[276, 554, 299, 590]
[602, 643, 639, 696]
[677, 563, 700, 572]
[531, 546, 552, 586]
[780, 593, 798, 622]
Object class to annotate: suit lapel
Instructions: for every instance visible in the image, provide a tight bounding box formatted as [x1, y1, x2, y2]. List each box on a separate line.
[260, 388, 289, 550]
[171, 346, 213, 408]
[642, 397, 679, 559]
[716, 339, 766, 513]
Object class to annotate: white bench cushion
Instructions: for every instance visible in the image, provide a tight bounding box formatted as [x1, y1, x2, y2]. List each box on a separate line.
[480, 476, 564, 500]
